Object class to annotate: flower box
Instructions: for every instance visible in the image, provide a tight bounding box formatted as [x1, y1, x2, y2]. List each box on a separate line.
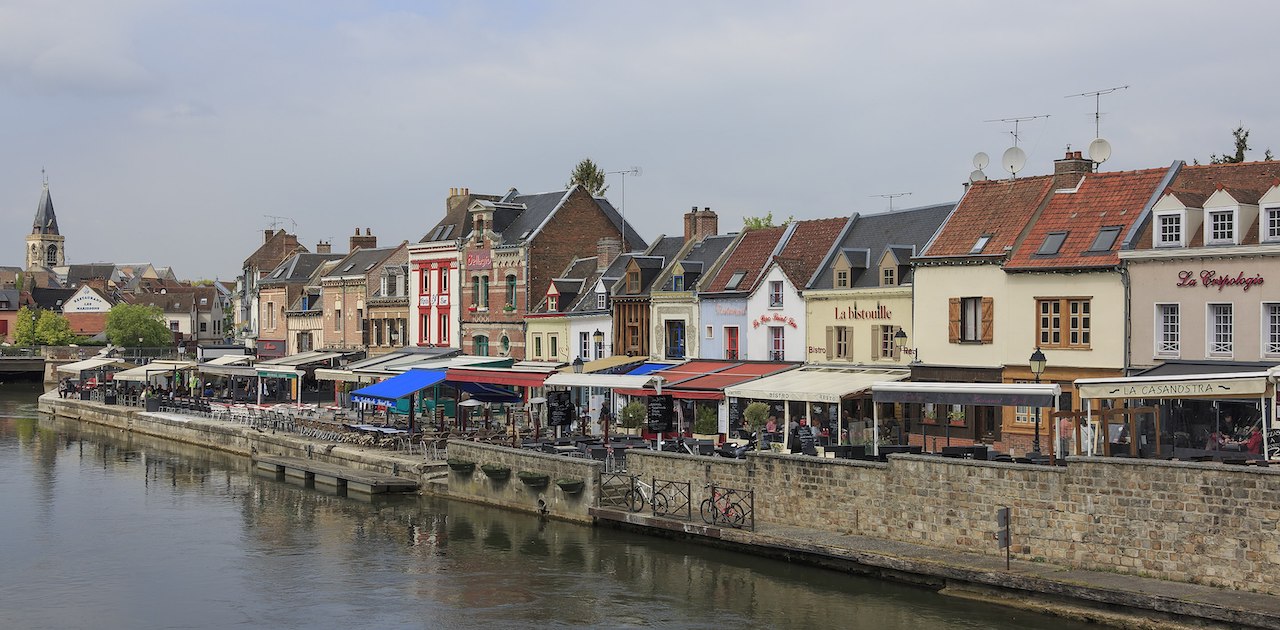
[480, 463, 510, 480]
[447, 459, 475, 473]
[555, 478, 585, 494]
[517, 471, 549, 488]
[503, 304, 516, 312]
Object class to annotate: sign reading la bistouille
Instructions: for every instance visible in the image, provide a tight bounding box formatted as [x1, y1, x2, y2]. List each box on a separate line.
[1176, 270, 1264, 292]
[834, 303, 892, 319]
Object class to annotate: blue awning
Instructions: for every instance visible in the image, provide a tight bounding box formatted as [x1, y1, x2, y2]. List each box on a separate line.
[455, 381, 522, 403]
[351, 370, 446, 404]
[626, 362, 675, 376]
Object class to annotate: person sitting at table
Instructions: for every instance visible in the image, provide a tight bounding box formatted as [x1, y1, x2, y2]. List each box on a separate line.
[1242, 423, 1263, 455]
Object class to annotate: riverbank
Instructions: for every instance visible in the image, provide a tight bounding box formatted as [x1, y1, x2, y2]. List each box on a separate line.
[40, 394, 1280, 629]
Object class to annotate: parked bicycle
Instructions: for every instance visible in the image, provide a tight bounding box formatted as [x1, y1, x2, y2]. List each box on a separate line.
[624, 477, 670, 515]
[700, 483, 746, 528]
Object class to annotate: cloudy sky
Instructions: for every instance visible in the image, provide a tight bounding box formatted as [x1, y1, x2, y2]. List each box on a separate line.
[3, 1, 1278, 280]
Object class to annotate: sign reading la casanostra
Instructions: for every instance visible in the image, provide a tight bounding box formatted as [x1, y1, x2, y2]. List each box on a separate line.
[1176, 270, 1264, 292]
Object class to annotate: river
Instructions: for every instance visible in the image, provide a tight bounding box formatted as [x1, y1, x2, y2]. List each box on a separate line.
[0, 383, 1095, 629]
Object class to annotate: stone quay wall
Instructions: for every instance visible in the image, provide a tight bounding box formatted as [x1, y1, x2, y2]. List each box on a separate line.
[444, 440, 601, 524]
[626, 449, 1280, 595]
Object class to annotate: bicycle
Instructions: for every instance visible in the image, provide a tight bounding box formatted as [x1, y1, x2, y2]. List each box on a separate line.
[700, 484, 745, 528]
[623, 477, 670, 515]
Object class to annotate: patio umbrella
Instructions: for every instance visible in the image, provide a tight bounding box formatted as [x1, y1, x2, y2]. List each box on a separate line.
[459, 398, 484, 432]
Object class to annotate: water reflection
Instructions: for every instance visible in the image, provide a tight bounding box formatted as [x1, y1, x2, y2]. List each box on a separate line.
[0, 397, 1095, 629]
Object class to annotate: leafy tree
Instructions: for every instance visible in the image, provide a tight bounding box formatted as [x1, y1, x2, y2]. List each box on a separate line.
[1208, 126, 1273, 164]
[743, 401, 771, 451]
[15, 307, 77, 345]
[620, 401, 645, 432]
[105, 303, 172, 347]
[693, 404, 719, 435]
[14, 307, 39, 345]
[566, 158, 609, 196]
[742, 211, 794, 230]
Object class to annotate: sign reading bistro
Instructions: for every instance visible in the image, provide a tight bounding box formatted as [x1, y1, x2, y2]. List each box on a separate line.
[1176, 270, 1264, 292]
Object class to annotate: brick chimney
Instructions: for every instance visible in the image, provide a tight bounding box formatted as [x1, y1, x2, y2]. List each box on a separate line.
[349, 227, 377, 251]
[596, 237, 621, 271]
[264, 229, 276, 243]
[1054, 150, 1092, 189]
[447, 187, 471, 213]
[684, 206, 719, 242]
[316, 240, 331, 254]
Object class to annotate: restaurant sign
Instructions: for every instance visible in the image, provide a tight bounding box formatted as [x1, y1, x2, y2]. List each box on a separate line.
[1176, 270, 1264, 292]
[751, 313, 798, 329]
[465, 250, 492, 270]
[1078, 377, 1269, 400]
[834, 302, 892, 320]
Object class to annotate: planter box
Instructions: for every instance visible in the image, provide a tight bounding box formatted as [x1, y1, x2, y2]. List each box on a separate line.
[556, 478, 585, 494]
[517, 471, 549, 488]
[447, 459, 476, 473]
[481, 463, 510, 481]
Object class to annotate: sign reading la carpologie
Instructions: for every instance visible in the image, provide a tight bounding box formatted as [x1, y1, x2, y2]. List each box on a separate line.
[1176, 270, 1264, 292]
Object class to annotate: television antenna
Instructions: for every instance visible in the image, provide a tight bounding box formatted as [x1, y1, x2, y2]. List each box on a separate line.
[870, 192, 912, 211]
[263, 214, 297, 232]
[606, 166, 641, 252]
[1066, 85, 1128, 139]
[984, 114, 1050, 148]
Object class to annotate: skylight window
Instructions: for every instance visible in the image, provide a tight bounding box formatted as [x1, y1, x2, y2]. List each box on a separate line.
[342, 263, 355, 272]
[1088, 226, 1122, 252]
[970, 234, 992, 254]
[1036, 231, 1068, 256]
[725, 271, 747, 290]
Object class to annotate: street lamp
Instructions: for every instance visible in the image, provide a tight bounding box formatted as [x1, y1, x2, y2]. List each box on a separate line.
[592, 329, 606, 359]
[1029, 347, 1047, 455]
[572, 356, 584, 374]
[893, 328, 917, 362]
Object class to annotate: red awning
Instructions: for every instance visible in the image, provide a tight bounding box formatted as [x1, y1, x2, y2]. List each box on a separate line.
[615, 360, 797, 400]
[445, 367, 551, 389]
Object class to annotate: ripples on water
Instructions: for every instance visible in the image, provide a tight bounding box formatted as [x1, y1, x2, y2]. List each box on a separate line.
[0, 385, 1095, 629]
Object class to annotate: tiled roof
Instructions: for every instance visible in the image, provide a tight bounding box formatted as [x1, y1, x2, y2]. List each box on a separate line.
[1132, 160, 1280, 249]
[705, 226, 787, 293]
[243, 230, 304, 271]
[923, 176, 1055, 257]
[772, 217, 849, 287]
[1006, 168, 1168, 270]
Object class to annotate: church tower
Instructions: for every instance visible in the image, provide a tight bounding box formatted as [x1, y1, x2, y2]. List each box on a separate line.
[27, 175, 66, 270]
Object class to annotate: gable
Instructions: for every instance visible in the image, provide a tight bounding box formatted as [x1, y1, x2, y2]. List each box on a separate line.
[63, 286, 113, 313]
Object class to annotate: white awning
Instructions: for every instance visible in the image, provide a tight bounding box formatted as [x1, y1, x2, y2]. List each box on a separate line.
[113, 360, 196, 382]
[724, 366, 909, 403]
[57, 357, 131, 374]
[204, 354, 252, 366]
[1076, 371, 1272, 400]
[872, 381, 1061, 407]
[255, 350, 344, 369]
[543, 373, 664, 389]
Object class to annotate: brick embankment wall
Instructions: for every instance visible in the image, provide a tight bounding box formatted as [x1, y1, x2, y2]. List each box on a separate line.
[443, 440, 601, 524]
[626, 449, 1280, 596]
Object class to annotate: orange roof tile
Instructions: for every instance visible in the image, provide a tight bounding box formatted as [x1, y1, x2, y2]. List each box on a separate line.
[1132, 160, 1280, 250]
[705, 227, 786, 292]
[1006, 168, 1168, 270]
[923, 176, 1054, 257]
[772, 217, 849, 287]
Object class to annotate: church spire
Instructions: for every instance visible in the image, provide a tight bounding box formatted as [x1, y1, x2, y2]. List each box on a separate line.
[32, 170, 60, 236]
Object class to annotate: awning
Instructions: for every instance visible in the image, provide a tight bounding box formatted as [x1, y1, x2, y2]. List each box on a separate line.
[445, 366, 556, 389]
[255, 350, 344, 369]
[204, 354, 252, 366]
[725, 366, 909, 403]
[196, 364, 259, 378]
[626, 362, 677, 376]
[872, 381, 1061, 407]
[57, 357, 131, 374]
[113, 360, 196, 382]
[616, 360, 796, 401]
[544, 373, 664, 389]
[557, 355, 644, 374]
[350, 370, 447, 404]
[1076, 371, 1272, 400]
[457, 381, 522, 403]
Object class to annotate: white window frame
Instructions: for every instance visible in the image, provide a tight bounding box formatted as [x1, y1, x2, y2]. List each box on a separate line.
[1207, 303, 1233, 358]
[1206, 208, 1237, 245]
[596, 292, 606, 310]
[1155, 303, 1180, 358]
[579, 332, 590, 362]
[768, 326, 785, 361]
[1263, 302, 1280, 357]
[768, 281, 784, 308]
[835, 326, 850, 359]
[1155, 211, 1183, 247]
[960, 297, 982, 343]
[1263, 206, 1280, 244]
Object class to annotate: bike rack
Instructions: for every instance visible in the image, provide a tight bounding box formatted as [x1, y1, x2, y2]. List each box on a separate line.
[652, 477, 691, 520]
[702, 484, 755, 531]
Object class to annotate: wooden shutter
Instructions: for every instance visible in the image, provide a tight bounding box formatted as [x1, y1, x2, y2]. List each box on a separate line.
[871, 325, 881, 360]
[980, 296, 994, 344]
[825, 326, 834, 360]
[948, 298, 961, 343]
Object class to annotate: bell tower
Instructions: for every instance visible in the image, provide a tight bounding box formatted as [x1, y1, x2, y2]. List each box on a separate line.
[27, 172, 66, 270]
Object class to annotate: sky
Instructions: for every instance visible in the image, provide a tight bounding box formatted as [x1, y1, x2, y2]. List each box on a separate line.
[3, 1, 1279, 281]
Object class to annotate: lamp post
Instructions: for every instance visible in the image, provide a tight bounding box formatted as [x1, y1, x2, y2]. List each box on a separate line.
[572, 357, 585, 435]
[592, 328, 607, 359]
[1029, 347, 1047, 456]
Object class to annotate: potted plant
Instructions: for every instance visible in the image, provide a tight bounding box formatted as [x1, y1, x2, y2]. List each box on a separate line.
[517, 470, 549, 488]
[467, 305, 478, 312]
[503, 303, 516, 313]
[921, 405, 939, 425]
[481, 463, 510, 480]
[620, 401, 645, 436]
[693, 405, 719, 439]
[947, 408, 966, 427]
[744, 401, 770, 451]
[447, 458, 475, 473]
[556, 477, 585, 493]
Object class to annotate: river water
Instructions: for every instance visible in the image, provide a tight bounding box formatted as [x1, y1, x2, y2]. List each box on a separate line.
[0, 383, 1095, 629]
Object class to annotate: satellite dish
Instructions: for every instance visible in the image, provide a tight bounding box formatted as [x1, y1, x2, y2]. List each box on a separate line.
[972, 152, 990, 170]
[1001, 146, 1027, 175]
[969, 169, 988, 183]
[1088, 137, 1112, 164]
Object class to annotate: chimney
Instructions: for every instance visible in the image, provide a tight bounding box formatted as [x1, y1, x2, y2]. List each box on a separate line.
[684, 206, 719, 242]
[349, 227, 377, 251]
[447, 186, 471, 213]
[1053, 149, 1092, 189]
[597, 237, 621, 271]
[684, 206, 698, 241]
[264, 229, 275, 243]
[316, 240, 331, 254]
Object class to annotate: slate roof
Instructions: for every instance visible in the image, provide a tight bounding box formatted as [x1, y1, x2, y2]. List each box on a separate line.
[260, 252, 345, 286]
[0, 289, 20, 311]
[419, 191, 503, 243]
[922, 177, 1055, 258]
[772, 217, 850, 288]
[658, 234, 737, 291]
[811, 202, 955, 289]
[531, 256, 604, 314]
[322, 246, 399, 280]
[1006, 168, 1168, 270]
[1131, 160, 1280, 249]
[474, 187, 647, 251]
[30, 287, 76, 310]
[65, 264, 120, 287]
[704, 226, 787, 293]
[32, 185, 59, 235]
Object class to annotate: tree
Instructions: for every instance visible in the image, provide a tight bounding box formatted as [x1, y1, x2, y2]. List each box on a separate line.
[743, 401, 770, 451]
[14, 307, 39, 345]
[566, 158, 609, 196]
[620, 401, 645, 434]
[15, 307, 78, 346]
[105, 303, 172, 347]
[742, 211, 794, 230]
[1208, 126, 1273, 164]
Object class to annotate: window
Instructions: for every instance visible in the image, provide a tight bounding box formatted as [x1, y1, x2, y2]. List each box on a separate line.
[596, 292, 606, 310]
[1265, 208, 1280, 243]
[836, 270, 848, 288]
[334, 308, 342, 331]
[474, 335, 489, 356]
[357, 308, 364, 332]
[1037, 298, 1091, 349]
[879, 325, 900, 359]
[547, 295, 558, 311]
[265, 302, 275, 329]
[479, 275, 489, 308]
[1157, 213, 1182, 247]
[594, 336, 604, 359]
[1209, 303, 1233, 356]
[471, 275, 479, 306]
[626, 270, 640, 293]
[959, 297, 984, 342]
[438, 313, 449, 345]
[768, 326, 785, 361]
[725, 326, 740, 360]
[970, 234, 992, 254]
[673, 275, 685, 292]
[421, 314, 430, 342]
[439, 268, 449, 294]
[422, 269, 431, 292]
[882, 267, 895, 286]
[1265, 303, 1280, 356]
[665, 320, 686, 360]
[546, 335, 556, 359]
[580, 332, 589, 362]
[768, 281, 784, 307]
[1208, 210, 1234, 244]
[380, 275, 389, 297]
[170, 321, 179, 331]
[199, 322, 208, 333]
[1089, 226, 1122, 252]
[725, 271, 746, 290]
[835, 327, 850, 359]
[1156, 304, 1179, 357]
[627, 325, 640, 351]
[533, 335, 543, 359]
[474, 218, 485, 244]
[706, 325, 713, 338]
[505, 274, 517, 308]
[1037, 231, 1069, 256]
[46, 244, 57, 266]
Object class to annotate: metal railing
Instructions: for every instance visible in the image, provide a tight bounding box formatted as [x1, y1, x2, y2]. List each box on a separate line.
[700, 484, 754, 531]
[652, 477, 691, 521]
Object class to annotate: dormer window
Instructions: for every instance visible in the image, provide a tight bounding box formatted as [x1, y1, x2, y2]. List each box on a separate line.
[673, 275, 685, 292]
[1208, 209, 1235, 245]
[548, 295, 558, 311]
[1265, 207, 1280, 243]
[768, 281, 784, 308]
[596, 291, 606, 310]
[626, 270, 640, 293]
[881, 267, 895, 286]
[836, 270, 848, 288]
[1156, 213, 1182, 247]
[970, 234, 992, 254]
